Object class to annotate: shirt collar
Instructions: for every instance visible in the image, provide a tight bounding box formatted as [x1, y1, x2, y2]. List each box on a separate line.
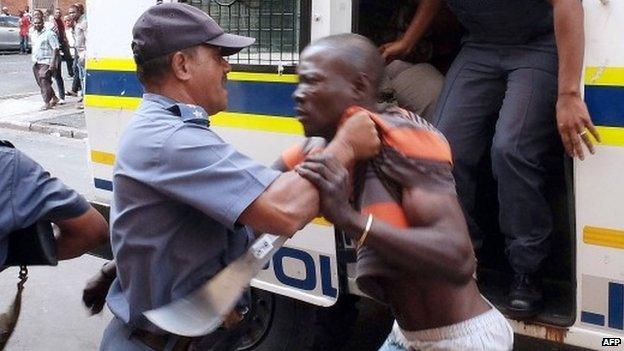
[142, 93, 210, 127]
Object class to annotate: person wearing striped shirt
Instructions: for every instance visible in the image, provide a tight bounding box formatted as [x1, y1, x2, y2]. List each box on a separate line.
[292, 34, 513, 351]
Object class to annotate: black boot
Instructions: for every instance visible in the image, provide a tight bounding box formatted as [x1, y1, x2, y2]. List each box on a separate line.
[506, 273, 542, 319]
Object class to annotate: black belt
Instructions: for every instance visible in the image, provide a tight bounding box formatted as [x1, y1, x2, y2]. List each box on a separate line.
[132, 329, 196, 351]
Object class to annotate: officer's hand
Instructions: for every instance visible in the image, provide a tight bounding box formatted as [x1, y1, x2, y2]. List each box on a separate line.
[379, 39, 411, 63]
[296, 154, 356, 228]
[82, 262, 116, 315]
[335, 111, 380, 161]
[556, 93, 601, 160]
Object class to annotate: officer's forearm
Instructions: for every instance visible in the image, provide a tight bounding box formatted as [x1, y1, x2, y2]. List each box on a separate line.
[550, 0, 585, 97]
[239, 140, 356, 237]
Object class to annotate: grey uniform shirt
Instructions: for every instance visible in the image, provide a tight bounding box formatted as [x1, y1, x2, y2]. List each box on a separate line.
[0, 144, 90, 265]
[106, 93, 280, 333]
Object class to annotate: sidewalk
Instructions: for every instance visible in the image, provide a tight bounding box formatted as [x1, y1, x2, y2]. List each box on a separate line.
[0, 93, 87, 139]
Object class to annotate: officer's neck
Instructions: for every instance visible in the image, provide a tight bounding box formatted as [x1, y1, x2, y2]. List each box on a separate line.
[146, 82, 207, 112]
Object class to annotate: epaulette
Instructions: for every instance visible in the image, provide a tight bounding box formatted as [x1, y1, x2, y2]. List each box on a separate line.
[167, 103, 210, 127]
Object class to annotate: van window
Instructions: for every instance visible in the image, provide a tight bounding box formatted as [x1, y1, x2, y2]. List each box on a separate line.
[182, 0, 308, 70]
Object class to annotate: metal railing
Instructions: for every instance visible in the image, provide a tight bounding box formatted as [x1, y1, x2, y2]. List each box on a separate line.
[183, 0, 306, 69]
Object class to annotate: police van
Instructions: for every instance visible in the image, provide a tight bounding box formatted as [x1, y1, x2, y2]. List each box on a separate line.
[84, 0, 624, 349]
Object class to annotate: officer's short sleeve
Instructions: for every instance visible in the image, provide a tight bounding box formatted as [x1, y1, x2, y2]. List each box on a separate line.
[156, 125, 281, 229]
[11, 149, 90, 230]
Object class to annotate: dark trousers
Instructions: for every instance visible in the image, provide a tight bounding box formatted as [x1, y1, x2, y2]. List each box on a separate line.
[432, 36, 562, 274]
[71, 53, 81, 93]
[53, 59, 65, 100]
[32, 63, 57, 104]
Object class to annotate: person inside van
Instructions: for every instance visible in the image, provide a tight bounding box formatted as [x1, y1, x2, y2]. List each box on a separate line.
[380, 0, 600, 317]
[359, 0, 462, 121]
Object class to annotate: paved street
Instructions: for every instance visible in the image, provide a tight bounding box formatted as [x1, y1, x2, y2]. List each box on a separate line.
[0, 53, 38, 98]
[0, 54, 84, 135]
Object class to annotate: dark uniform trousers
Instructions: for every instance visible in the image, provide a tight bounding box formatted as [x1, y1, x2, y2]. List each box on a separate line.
[432, 36, 562, 274]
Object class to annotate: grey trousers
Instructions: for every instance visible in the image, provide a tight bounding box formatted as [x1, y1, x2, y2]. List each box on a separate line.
[32, 63, 57, 104]
[432, 36, 562, 274]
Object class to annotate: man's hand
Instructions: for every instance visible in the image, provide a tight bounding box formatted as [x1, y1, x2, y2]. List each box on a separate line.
[556, 93, 601, 160]
[379, 39, 411, 63]
[82, 261, 116, 315]
[295, 154, 358, 228]
[334, 111, 381, 161]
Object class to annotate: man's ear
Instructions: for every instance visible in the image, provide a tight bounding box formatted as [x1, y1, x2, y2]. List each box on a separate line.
[170, 52, 193, 81]
[352, 72, 373, 100]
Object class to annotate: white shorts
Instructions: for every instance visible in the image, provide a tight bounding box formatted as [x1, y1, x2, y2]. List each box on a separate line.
[378, 306, 513, 351]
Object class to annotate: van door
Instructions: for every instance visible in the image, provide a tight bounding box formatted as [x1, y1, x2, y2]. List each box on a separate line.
[575, 0, 624, 341]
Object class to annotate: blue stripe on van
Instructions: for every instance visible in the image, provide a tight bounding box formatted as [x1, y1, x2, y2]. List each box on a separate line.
[581, 311, 605, 326]
[85, 70, 297, 117]
[94, 178, 113, 191]
[608, 282, 624, 330]
[585, 86, 624, 128]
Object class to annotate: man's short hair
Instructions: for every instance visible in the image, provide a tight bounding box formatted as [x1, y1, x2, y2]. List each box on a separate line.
[134, 46, 198, 87]
[310, 33, 385, 92]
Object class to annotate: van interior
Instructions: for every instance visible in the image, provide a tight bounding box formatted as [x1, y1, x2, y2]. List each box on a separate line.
[354, 0, 575, 327]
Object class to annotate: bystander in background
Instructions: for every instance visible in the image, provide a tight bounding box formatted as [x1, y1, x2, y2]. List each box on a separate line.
[18, 11, 30, 54]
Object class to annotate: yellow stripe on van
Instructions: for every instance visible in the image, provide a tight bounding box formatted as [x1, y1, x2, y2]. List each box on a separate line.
[86, 58, 137, 72]
[584, 226, 624, 250]
[85, 95, 142, 109]
[85, 94, 303, 135]
[228, 72, 298, 83]
[312, 217, 332, 227]
[91, 150, 116, 166]
[211, 112, 303, 135]
[86, 58, 297, 83]
[595, 126, 624, 147]
[585, 67, 624, 87]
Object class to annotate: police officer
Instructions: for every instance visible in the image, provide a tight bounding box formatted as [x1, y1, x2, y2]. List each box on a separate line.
[380, 0, 600, 317]
[0, 140, 109, 264]
[99, 4, 379, 350]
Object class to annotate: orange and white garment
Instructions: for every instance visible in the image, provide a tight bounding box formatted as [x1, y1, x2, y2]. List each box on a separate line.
[278, 106, 456, 301]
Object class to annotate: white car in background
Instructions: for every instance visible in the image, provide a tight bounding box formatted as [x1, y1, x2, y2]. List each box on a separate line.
[0, 16, 28, 51]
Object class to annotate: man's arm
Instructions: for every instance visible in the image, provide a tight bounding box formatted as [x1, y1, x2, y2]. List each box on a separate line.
[238, 113, 379, 237]
[54, 206, 109, 260]
[549, 0, 600, 159]
[379, 0, 442, 62]
[10, 148, 109, 260]
[297, 155, 475, 285]
[48, 32, 60, 73]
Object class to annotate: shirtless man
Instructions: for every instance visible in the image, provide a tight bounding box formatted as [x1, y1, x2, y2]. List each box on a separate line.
[293, 34, 513, 350]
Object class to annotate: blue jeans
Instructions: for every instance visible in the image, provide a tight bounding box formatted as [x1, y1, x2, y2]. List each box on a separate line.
[77, 59, 86, 96]
[19, 35, 28, 53]
[53, 59, 65, 100]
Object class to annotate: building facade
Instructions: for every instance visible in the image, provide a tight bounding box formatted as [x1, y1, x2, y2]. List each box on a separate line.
[1, 0, 85, 15]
